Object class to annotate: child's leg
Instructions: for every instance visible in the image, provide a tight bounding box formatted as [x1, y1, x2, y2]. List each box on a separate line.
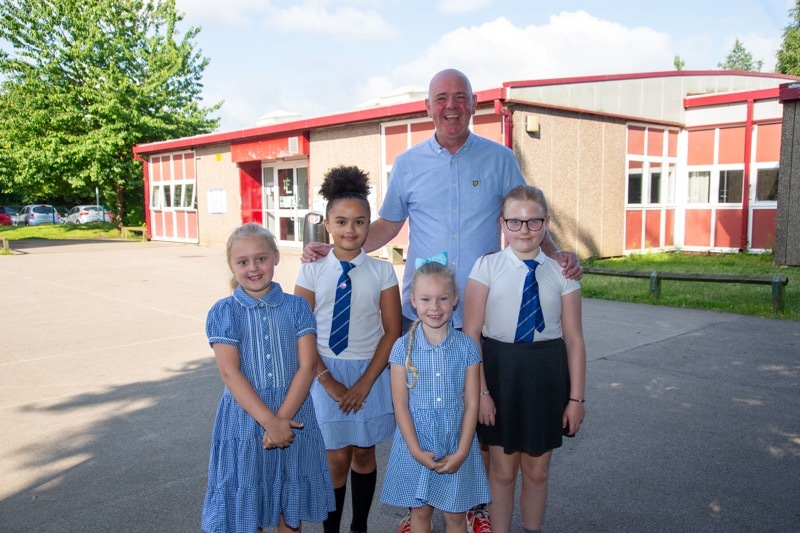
[349, 446, 377, 532]
[324, 446, 353, 533]
[410, 505, 434, 533]
[519, 450, 553, 532]
[277, 514, 301, 533]
[442, 510, 468, 533]
[487, 446, 521, 533]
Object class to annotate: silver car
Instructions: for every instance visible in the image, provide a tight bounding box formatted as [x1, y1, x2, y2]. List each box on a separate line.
[64, 205, 114, 224]
[15, 204, 61, 226]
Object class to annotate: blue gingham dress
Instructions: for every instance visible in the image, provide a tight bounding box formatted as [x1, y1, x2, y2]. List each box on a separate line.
[380, 325, 491, 513]
[201, 283, 335, 532]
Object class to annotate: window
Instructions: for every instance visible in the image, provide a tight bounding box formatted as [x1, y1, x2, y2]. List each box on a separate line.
[688, 171, 710, 203]
[151, 182, 195, 209]
[649, 166, 662, 204]
[755, 168, 778, 201]
[627, 161, 643, 204]
[665, 164, 676, 204]
[718, 170, 743, 203]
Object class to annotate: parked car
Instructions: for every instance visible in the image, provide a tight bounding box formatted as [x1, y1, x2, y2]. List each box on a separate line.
[55, 206, 69, 223]
[64, 205, 114, 224]
[15, 204, 61, 226]
[0, 206, 17, 226]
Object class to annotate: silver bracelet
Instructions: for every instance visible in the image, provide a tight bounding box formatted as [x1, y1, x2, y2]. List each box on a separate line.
[480, 390, 491, 397]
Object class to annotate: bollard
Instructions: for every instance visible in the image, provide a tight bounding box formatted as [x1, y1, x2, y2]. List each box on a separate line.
[302, 212, 329, 249]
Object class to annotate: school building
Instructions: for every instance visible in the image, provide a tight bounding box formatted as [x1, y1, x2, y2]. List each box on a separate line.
[132, 70, 800, 261]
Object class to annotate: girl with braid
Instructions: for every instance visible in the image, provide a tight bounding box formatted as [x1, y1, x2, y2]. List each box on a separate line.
[380, 258, 490, 533]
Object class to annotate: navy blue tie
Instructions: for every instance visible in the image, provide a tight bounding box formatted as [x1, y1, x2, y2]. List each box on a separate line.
[514, 260, 545, 343]
[329, 261, 355, 355]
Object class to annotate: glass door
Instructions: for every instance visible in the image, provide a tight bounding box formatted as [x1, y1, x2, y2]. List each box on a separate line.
[263, 163, 309, 247]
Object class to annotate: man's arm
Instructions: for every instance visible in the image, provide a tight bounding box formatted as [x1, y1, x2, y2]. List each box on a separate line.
[301, 217, 405, 263]
[362, 218, 404, 254]
[541, 230, 583, 280]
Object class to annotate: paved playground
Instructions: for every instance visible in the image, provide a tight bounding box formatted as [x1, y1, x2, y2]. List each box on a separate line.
[0, 239, 798, 532]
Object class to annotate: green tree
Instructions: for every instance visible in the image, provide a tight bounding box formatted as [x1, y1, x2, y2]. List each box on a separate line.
[776, 0, 800, 75]
[674, 55, 686, 71]
[0, 0, 221, 225]
[718, 37, 764, 72]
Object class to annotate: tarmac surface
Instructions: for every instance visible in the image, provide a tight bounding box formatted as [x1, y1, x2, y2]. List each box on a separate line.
[0, 239, 798, 532]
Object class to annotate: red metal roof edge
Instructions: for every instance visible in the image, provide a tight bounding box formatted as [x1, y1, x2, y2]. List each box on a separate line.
[684, 87, 780, 107]
[133, 88, 505, 155]
[503, 98, 684, 128]
[502, 70, 800, 89]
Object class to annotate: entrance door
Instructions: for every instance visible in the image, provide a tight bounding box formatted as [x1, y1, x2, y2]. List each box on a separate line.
[262, 164, 309, 247]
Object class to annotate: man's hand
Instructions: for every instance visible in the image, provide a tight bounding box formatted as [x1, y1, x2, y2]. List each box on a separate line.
[554, 250, 583, 281]
[301, 242, 333, 263]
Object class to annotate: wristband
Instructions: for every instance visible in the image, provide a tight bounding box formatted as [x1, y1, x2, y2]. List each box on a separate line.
[480, 390, 491, 397]
[569, 397, 586, 403]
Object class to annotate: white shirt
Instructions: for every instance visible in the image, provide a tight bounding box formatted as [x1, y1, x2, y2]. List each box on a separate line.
[467, 246, 580, 343]
[296, 249, 398, 360]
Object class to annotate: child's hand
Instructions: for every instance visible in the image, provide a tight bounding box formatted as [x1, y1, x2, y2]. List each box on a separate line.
[433, 452, 466, 474]
[339, 377, 373, 414]
[478, 394, 496, 426]
[263, 418, 304, 448]
[321, 377, 347, 404]
[562, 401, 585, 437]
[412, 450, 439, 470]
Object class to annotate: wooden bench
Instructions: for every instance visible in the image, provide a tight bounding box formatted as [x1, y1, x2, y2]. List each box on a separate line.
[583, 267, 790, 312]
[121, 226, 147, 241]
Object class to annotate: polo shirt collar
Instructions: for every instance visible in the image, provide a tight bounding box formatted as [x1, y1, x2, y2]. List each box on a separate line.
[503, 245, 545, 269]
[429, 131, 474, 155]
[325, 248, 366, 269]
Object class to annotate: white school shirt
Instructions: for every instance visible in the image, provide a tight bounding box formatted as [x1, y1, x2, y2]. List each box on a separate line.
[467, 246, 580, 343]
[296, 249, 398, 360]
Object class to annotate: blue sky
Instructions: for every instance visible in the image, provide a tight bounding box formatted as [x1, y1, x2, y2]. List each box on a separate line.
[175, 0, 796, 132]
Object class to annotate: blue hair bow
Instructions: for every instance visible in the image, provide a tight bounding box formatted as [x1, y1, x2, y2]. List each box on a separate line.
[415, 252, 448, 269]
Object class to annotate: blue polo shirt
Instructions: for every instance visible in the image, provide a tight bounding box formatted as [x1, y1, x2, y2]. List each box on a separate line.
[379, 132, 525, 327]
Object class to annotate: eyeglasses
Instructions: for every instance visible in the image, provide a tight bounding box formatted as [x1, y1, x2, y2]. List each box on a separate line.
[503, 218, 545, 232]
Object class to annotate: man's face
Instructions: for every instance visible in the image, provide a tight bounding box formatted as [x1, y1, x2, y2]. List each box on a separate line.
[425, 71, 477, 152]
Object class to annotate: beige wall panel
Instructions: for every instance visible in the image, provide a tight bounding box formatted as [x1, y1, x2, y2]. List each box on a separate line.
[512, 106, 626, 258]
[309, 124, 382, 215]
[194, 145, 241, 246]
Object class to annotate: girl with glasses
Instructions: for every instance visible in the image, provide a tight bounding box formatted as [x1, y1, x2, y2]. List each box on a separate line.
[462, 185, 586, 533]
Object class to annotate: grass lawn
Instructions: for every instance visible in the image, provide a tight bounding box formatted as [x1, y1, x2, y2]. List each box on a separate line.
[583, 252, 798, 321]
[0, 223, 139, 255]
[2, 226, 796, 321]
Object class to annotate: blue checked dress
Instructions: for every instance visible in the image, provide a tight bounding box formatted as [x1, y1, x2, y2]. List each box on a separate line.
[380, 325, 490, 513]
[202, 283, 335, 532]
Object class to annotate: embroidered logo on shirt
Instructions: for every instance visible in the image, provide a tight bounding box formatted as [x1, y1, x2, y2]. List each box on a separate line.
[472, 180, 479, 186]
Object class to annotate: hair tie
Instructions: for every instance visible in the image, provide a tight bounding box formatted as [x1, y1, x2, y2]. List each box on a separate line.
[415, 252, 448, 269]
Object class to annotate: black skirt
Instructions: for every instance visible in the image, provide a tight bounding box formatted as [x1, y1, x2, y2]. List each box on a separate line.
[477, 337, 569, 455]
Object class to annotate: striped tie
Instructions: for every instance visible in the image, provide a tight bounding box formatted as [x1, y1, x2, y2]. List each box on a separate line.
[514, 260, 545, 343]
[329, 261, 355, 355]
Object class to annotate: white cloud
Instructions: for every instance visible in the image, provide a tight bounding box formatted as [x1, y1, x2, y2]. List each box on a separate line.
[264, 3, 397, 40]
[391, 12, 675, 95]
[175, 0, 268, 28]
[437, 0, 493, 15]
